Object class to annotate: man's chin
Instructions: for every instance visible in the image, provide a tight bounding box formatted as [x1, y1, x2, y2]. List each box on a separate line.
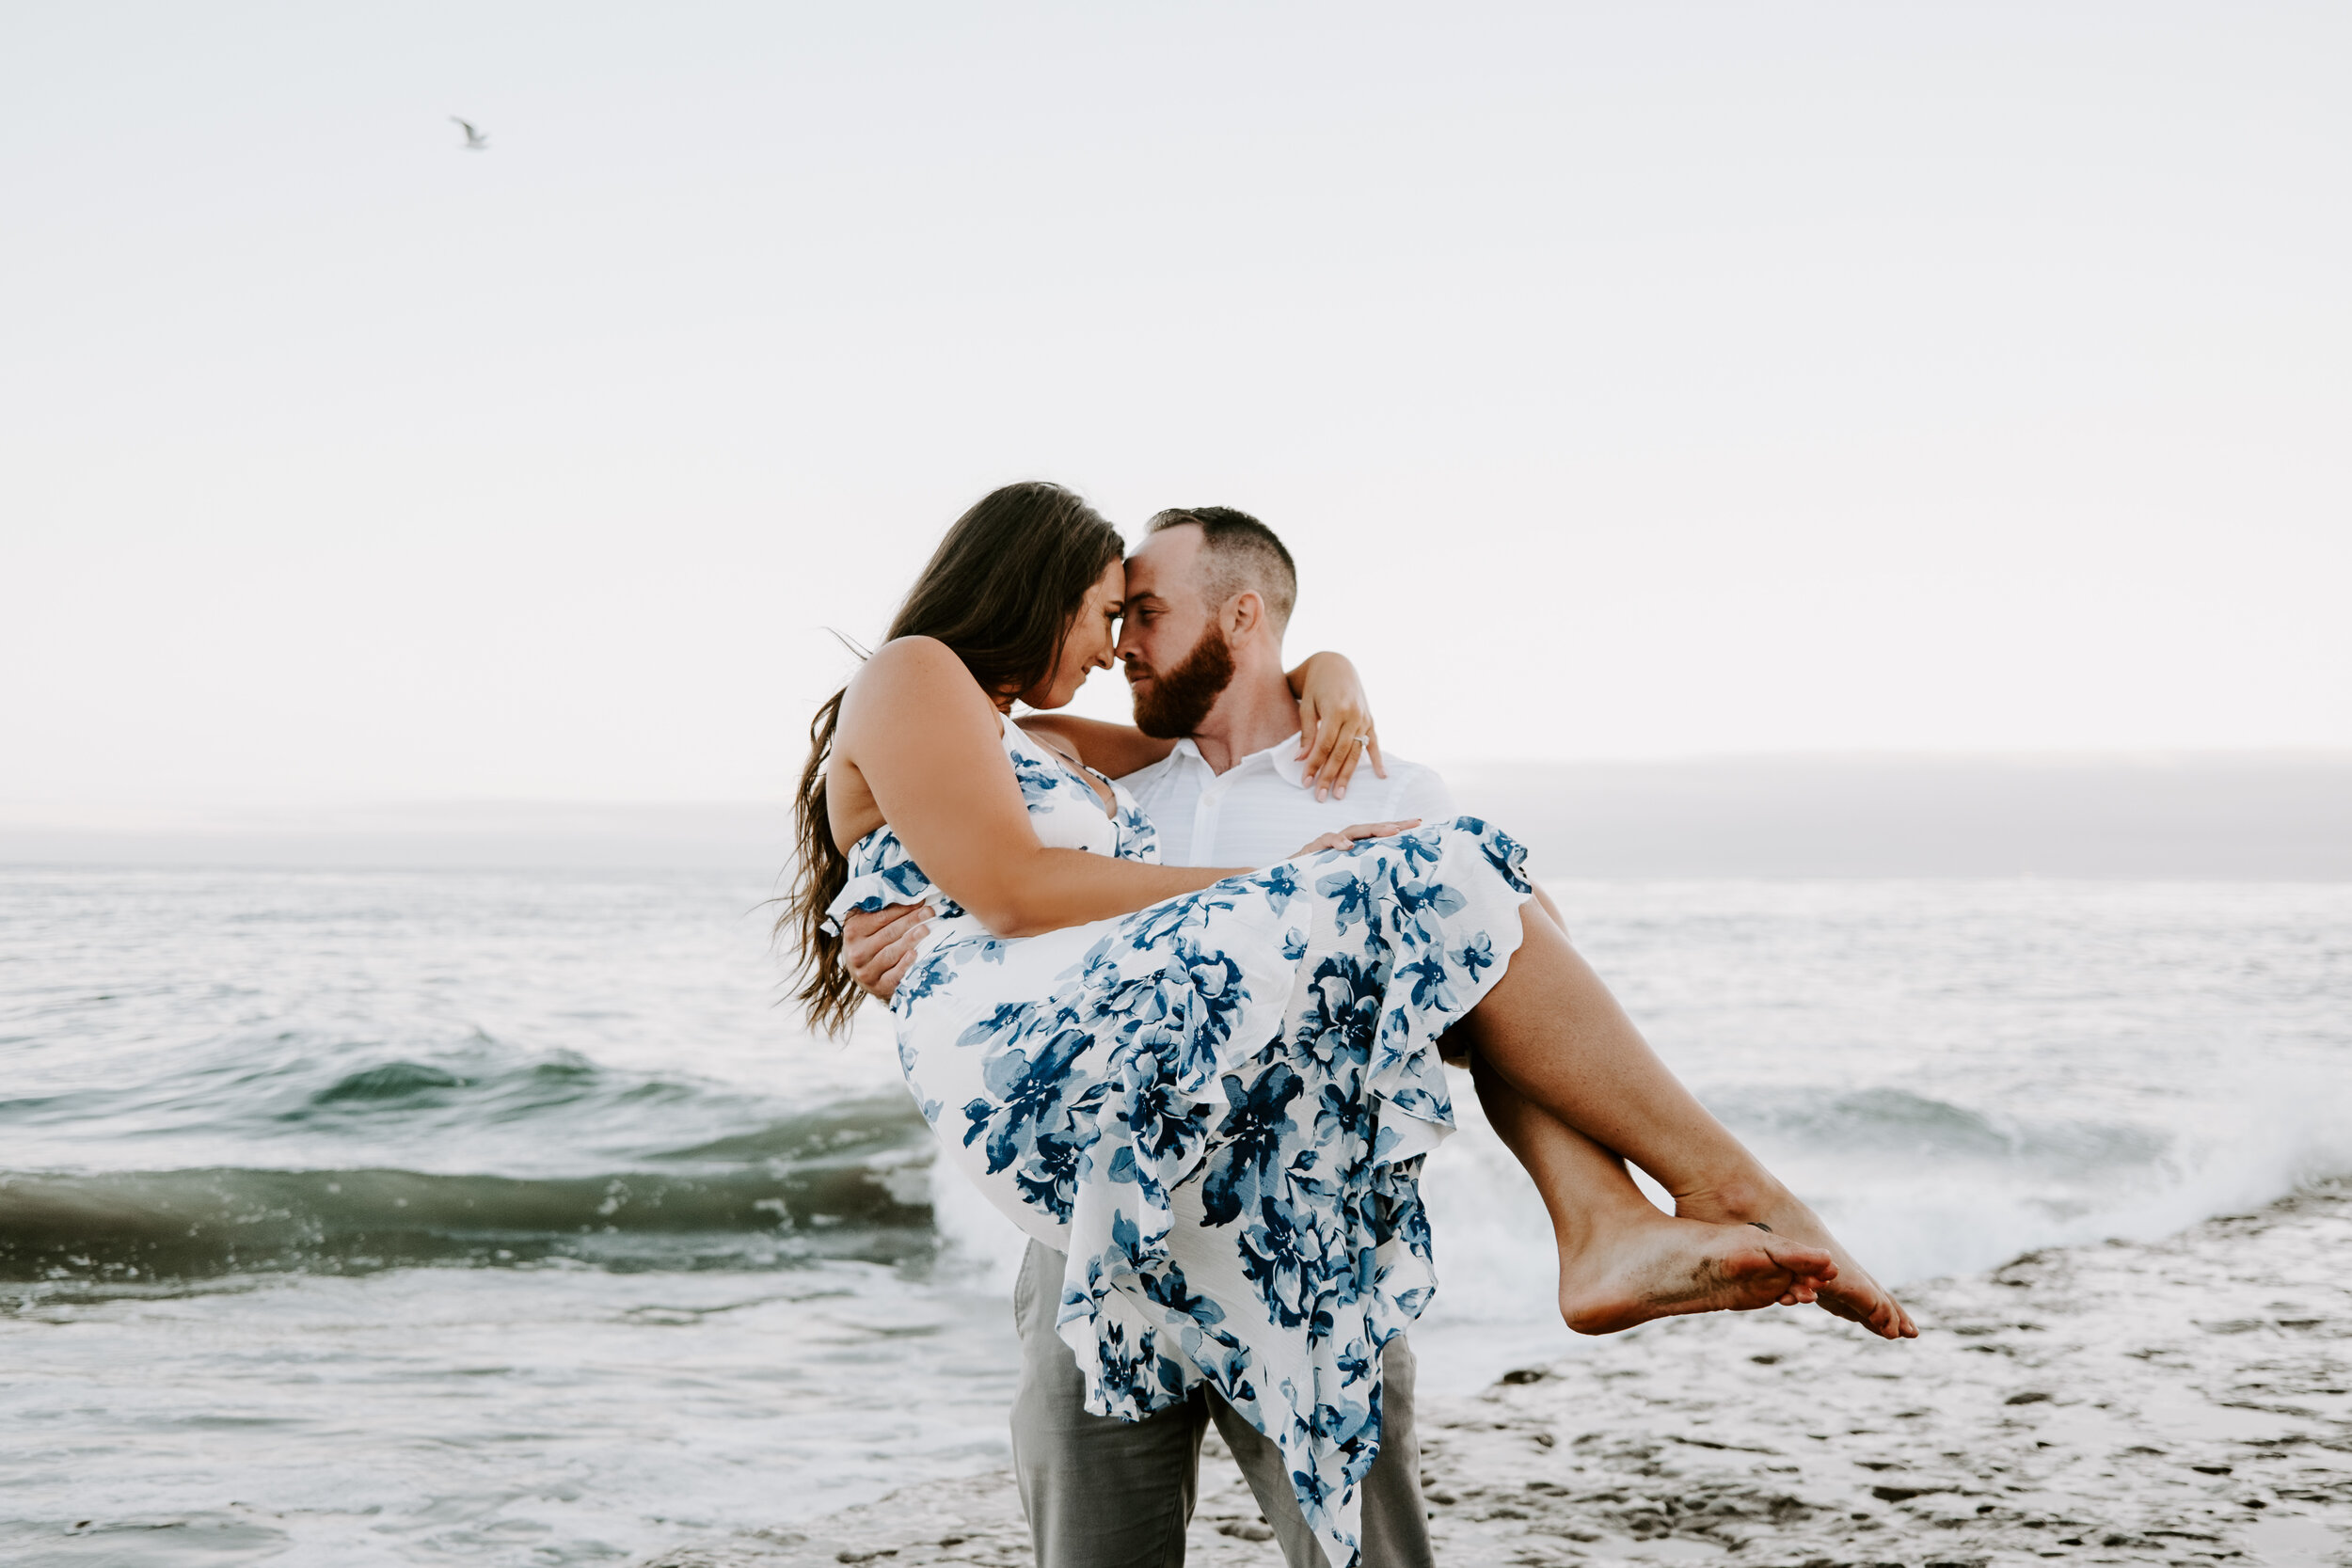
[1129, 694, 1185, 738]
[1130, 704, 1181, 738]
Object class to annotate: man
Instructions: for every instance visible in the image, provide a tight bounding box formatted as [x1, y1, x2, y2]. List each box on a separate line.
[1095, 509, 1454, 868]
[843, 507, 1464, 1568]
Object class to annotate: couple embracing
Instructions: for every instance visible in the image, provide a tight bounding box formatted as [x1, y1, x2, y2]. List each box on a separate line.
[786, 483, 1912, 1568]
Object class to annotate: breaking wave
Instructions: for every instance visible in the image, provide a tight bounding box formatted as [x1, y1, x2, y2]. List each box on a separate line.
[0, 1097, 936, 1283]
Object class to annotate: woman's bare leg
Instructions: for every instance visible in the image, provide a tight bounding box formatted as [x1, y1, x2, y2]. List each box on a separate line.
[1459, 903, 1916, 1339]
[1470, 1058, 1840, 1334]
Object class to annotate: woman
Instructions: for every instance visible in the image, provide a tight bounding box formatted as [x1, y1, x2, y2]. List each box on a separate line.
[787, 482, 1911, 1568]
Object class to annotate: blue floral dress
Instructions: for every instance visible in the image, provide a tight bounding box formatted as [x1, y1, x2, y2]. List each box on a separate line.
[827, 721, 1533, 1568]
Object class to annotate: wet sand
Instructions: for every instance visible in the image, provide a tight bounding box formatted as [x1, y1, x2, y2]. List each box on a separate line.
[642, 1178, 2352, 1567]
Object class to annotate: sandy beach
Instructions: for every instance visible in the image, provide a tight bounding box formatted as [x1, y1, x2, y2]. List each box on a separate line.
[640, 1177, 2352, 1568]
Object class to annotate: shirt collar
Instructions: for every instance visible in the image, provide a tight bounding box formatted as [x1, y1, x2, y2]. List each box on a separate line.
[1264, 733, 1311, 788]
[1172, 733, 1311, 787]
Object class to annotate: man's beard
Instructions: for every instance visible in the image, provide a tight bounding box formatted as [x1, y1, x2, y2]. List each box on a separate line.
[1130, 624, 1237, 738]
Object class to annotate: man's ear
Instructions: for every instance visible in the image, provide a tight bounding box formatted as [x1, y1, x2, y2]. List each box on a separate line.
[1225, 590, 1264, 641]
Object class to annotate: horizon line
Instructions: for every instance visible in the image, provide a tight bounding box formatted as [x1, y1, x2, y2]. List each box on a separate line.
[4, 747, 2350, 836]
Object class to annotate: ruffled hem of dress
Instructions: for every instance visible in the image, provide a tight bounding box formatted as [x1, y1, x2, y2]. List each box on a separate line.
[821, 828, 957, 937]
[1363, 818, 1535, 1168]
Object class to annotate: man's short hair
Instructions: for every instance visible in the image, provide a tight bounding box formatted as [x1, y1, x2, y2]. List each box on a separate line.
[1144, 506, 1298, 632]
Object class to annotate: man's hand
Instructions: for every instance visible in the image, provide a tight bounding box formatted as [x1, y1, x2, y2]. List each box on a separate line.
[1286, 819, 1422, 860]
[841, 901, 933, 1005]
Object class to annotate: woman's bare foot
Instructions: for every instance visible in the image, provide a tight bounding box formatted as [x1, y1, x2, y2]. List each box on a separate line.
[1672, 1177, 1917, 1339]
[1558, 1210, 1837, 1336]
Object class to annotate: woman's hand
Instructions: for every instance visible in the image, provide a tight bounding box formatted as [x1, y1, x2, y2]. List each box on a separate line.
[841, 901, 933, 1005]
[1286, 819, 1422, 861]
[1285, 651, 1387, 802]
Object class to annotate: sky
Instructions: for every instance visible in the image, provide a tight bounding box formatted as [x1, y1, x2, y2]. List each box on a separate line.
[4, 1, 2347, 812]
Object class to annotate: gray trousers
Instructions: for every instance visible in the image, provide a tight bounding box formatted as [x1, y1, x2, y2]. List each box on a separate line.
[1009, 1240, 1436, 1568]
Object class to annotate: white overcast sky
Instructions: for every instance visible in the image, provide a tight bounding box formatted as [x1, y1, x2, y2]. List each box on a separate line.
[3, 2, 2346, 810]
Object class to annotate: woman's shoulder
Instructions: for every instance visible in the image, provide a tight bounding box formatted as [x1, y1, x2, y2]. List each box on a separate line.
[836, 639, 1003, 763]
[845, 637, 986, 708]
[855, 634, 965, 680]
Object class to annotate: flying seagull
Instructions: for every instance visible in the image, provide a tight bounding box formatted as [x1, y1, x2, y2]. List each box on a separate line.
[450, 117, 489, 151]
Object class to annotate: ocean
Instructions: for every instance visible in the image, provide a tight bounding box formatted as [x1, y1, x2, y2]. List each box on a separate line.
[3, 862, 2348, 1565]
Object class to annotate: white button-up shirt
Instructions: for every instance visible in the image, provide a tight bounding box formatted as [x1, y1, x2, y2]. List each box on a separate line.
[1119, 734, 1456, 869]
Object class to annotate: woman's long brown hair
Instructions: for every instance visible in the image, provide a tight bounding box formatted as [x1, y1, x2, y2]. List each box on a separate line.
[784, 482, 1124, 1036]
